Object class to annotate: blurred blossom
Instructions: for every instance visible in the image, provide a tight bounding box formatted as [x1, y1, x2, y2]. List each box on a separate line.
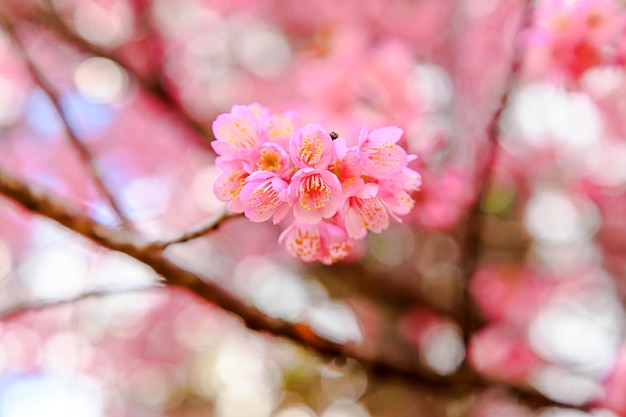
[581, 67, 624, 99]
[0, 325, 42, 372]
[233, 256, 310, 321]
[584, 141, 626, 187]
[274, 406, 318, 417]
[74, 57, 128, 103]
[211, 336, 282, 417]
[530, 364, 602, 405]
[530, 240, 601, 273]
[411, 64, 453, 111]
[0, 77, 23, 126]
[524, 188, 599, 244]
[72, 0, 134, 47]
[152, 0, 221, 36]
[536, 409, 593, 417]
[90, 252, 157, 288]
[0, 374, 104, 417]
[135, 367, 175, 409]
[471, 390, 532, 417]
[0, 240, 12, 285]
[420, 323, 465, 375]
[400, 309, 464, 375]
[469, 324, 542, 383]
[18, 239, 91, 300]
[121, 175, 173, 220]
[306, 303, 362, 343]
[191, 167, 229, 213]
[4, 0, 626, 415]
[207, 69, 254, 111]
[236, 24, 291, 78]
[528, 291, 624, 375]
[174, 304, 227, 351]
[471, 267, 551, 325]
[321, 399, 370, 417]
[462, 0, 499, 18]
[502, 83, 603, 157]
[367, 224, 415, 267]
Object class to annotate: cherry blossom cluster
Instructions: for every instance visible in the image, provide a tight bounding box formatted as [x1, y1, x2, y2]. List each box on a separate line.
[527, 0, 625, 83]
[211, 104, 421, 264]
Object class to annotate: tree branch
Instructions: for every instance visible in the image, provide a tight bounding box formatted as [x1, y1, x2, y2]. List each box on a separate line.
[28, 4, 213, 143]
[0, 13, 134, 230]
[0, 284, 163, 320]
[0, 165, 584, 410]
[146, 212, 244, 251]
[458, 0, 534, 341]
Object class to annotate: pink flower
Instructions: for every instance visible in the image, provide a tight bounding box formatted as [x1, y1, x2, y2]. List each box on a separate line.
[262, 111, 300, 147]
[239, 171, 289, 224]
[289, 123, 335, 169]
[343, 193, 390, 239]
[213, 158, 248, 213]
[279, 220, 354, 265]
[357, 126, 408, 179]
[211, 105, 260, 157]
[528, 0, 624, 82]
[329, 137, 365, 197]
[288, 168, 342, 224]
[210, 104, 422, 264]
[246, 142, 293, 178]
[378, 167, 422, 218]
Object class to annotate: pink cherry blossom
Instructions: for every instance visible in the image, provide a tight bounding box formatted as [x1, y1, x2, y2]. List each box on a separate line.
[239, 171, 290, 224]
[262, 111, 300, 147]
[357, 126, 408, 179]
[211, 104, 261, 157]
[329, 137, 365, 197]
[213, 158, 248, 213]
[210, 104, 420, 264]
[343, 194, 390, 239]
[279, 220, 354, 265]
[289, 168, 342, 224]
[527, 0, 624, 83]
[378, 167, 422, 218]
[289, 123, 335, 169]
[246, 142, 293, 178]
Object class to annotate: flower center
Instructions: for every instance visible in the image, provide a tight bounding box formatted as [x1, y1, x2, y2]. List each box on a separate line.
[299, 174, 331, 210]
[297, 133, 324, 165]
[257, 148, 282, 172]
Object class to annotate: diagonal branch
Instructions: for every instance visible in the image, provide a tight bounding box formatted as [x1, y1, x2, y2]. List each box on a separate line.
[0, 284, 163, 320]
[0, 165, 585, 411]
[0, 14, 133, 230]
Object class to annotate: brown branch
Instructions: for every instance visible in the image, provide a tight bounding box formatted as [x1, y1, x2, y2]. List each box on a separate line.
[0, 165, 586, 411]
[146, 212, 244, 251]
[28, 5, 212, 143]
[0, 14, 133, 230]
[0, 284, 163, 320]
[458, 0, 534, 342]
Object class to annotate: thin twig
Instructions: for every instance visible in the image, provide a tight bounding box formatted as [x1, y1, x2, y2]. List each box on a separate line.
[147, 212, 244, 251]
[29, 4, 212, 142]
[458, 0, 534, 343]
[0, 14, 133, 230]
[0, 165, 587, 411]
[0, 284, 163, 320]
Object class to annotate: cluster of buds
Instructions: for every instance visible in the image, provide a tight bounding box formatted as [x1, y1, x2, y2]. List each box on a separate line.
[212, 104, 421, 264]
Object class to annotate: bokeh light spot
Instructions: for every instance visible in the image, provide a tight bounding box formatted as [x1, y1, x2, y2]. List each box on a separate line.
[75, 57, 128, 103]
